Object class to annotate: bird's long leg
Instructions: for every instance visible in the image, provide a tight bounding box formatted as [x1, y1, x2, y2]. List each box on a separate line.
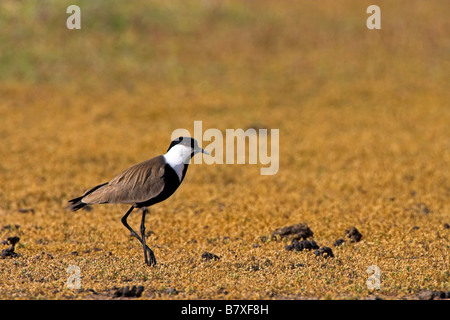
[140, 207, 156, 266]
[121, 206, 156, 266]
[140, 208, 148, 265]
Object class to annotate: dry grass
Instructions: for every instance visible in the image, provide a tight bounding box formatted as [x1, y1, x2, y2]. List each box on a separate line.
[0, 0, 449, 299]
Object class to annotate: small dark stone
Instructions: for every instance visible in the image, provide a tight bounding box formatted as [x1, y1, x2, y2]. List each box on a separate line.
[202, 252, 220, 261]
[217, 287, 229, 295]
[444, 223, 450, 229]
[124, 285, 141, 297]
[345, 227, 362, 242]
[286, 239, 319, 252]
[7, 236, 20, 246]
[18, 208, 35, 214]
[334, 238, 345, 246]
[301, 240, 318, 250]
[418, 290, 435, 300]
[114, 285, 144, 298]
[135, 285, 144, 297]
[113, 287, 123, 298]
[1, 246, 18, 259]
[313, 247, 334, 258]
[272, 223, 314, 240]
[1, 236, 20, 259]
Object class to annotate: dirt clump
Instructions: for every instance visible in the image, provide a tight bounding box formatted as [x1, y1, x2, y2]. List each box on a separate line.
[418, 290, 450, 300]
[285, 239, 319, 252]
[334, 226, 363, 246]
[113, 285, 144, 298]
[345, 227, 362, 242]
[272, 223, 314, 241]
[313, 247, 334, 258]
[1, 236, 21, 259]
[202, 252, 220, 261]
[333, 238, 345, 247]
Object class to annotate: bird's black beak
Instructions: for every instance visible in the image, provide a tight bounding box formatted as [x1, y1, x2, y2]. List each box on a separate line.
[196, 147, 209, 155]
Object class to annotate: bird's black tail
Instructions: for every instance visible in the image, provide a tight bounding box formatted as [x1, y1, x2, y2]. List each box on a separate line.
[66, 196, 88, 211]
[66, 182, 108, 212]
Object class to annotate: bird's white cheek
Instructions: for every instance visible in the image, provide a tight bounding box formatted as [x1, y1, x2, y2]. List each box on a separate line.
[163, 144, 193, 180]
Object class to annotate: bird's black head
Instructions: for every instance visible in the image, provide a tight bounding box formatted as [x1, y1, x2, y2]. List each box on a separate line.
[167, 136, 209, 156]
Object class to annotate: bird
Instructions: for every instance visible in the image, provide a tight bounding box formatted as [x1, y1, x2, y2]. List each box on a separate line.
[67, 136, 209, 266]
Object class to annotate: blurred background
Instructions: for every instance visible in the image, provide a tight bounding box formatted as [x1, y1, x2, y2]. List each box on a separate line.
[0, 0, 449, 299]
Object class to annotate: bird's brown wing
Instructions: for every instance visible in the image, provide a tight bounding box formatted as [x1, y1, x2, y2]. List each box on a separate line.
[82, 155, 166, 205]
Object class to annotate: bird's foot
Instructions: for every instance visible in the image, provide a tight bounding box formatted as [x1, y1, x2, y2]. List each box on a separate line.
[144, 245, 157, 267]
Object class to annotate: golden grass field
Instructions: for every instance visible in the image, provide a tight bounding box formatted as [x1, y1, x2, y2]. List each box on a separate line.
[0, 0, 449, 300]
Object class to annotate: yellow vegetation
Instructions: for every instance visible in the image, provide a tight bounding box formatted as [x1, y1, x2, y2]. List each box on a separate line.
[0, 0, 449, 299]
